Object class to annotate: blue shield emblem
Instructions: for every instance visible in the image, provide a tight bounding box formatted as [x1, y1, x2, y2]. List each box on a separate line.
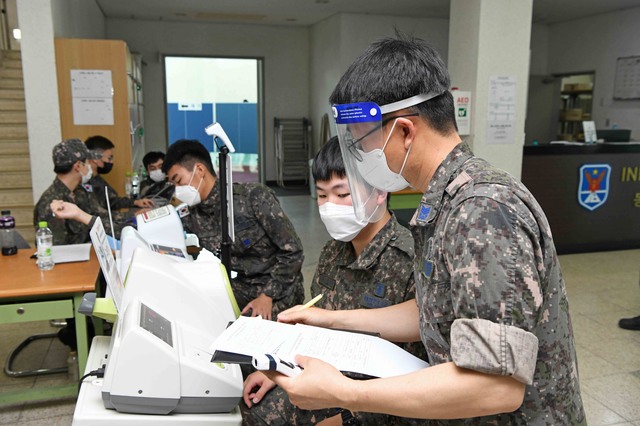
[578, 164, 611, 211]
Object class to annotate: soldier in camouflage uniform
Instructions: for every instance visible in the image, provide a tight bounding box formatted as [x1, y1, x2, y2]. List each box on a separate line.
[139, 151, 174, 203]
[242, 137, 427, 425]
[34, 139, 124, 244]
[84, 135, 154, 209]
[163, 139, 304, 320]
[269, 35, 585, 425]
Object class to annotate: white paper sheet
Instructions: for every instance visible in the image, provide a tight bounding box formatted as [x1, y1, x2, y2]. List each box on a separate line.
[210, 316, 429, 378]
[52, 243, 91, 263]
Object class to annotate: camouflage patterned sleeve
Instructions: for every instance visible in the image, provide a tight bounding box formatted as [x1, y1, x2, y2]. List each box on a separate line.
[442, 192, 541, 384]
[249, 186, 304, 300]
[34, 188, 90, 245]
[75, 188, 125, 239]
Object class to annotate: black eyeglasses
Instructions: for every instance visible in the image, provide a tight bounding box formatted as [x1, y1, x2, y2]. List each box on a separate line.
[346, 113, 419, 161]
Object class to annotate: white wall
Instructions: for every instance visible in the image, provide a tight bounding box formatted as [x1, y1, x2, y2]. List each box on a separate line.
[530, 24, 549, 76]
[106, 18, 309, 182]
[17, 0, 105, 202]
[51, 0, 106, 39]
[309, 15, 343, 152]
[308, 13, 450, 155]
[548, 7, 640, 138]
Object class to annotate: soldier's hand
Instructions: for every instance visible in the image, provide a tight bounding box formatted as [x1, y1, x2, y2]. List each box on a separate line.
[267, 355, 351, 410]
[243, 371, 276, 407]
[134, 198, 155, 208]
[242, 294, 273, 320]
[50, 200, 94, 225]
[277, 306, 335, 329]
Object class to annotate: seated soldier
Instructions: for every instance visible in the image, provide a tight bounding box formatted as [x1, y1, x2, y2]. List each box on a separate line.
[241, 137, 426, 426]
[34, 139, 123, 244]
[163, 139, 304, 320]
[84, 135, 154, 209]
[139, 150, 174, 203]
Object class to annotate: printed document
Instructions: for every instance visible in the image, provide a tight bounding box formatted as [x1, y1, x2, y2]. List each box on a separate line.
[210, 315, 428, 378]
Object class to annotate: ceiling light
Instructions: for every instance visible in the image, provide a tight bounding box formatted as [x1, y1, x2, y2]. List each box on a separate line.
[12, 28, 21, 40]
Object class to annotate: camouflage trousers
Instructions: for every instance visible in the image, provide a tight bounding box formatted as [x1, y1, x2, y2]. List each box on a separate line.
[240, 381, 430, 425]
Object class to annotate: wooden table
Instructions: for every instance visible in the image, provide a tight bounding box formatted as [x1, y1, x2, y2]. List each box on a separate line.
[0, 249, 100, 405]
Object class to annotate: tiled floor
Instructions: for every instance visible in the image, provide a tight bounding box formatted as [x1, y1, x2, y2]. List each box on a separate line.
[1, 194, 639, 425]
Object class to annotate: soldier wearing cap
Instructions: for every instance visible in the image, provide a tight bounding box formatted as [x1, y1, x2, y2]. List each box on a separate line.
[34, 139, 126, 245]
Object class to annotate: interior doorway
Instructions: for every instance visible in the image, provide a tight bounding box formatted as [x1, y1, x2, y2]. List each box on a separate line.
[164, 56, 264, 183]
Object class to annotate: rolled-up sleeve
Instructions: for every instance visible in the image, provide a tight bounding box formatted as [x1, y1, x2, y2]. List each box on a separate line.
[443, 189, 544, 385]
[450, 318, 539, 385]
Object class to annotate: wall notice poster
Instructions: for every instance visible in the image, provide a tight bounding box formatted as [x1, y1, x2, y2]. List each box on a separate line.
[487, 75, 516, 145]
[70, 69, 114, 125]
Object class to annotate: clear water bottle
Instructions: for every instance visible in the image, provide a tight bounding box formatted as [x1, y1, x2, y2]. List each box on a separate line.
[36, 221, 54, 270]
[125, 171, 133, 198]
[0, 210, 17, 256]
[67, 350, 79, 382]
[131, 172, 140, 199]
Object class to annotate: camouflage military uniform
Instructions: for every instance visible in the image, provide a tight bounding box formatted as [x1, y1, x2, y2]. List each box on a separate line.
[34, 178, 93, 245]
[139, 176, 174, 202]
[182, 181, 304, 316]
[244, 214, 428, 426]
[410, 143, 585, 425]
[84, 175, 136, 210]
[74, 185, 131, 239]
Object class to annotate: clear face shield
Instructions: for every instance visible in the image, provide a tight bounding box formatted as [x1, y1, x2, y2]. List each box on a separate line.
[332, 93, 443, 222]
[332, 102, 387, 223]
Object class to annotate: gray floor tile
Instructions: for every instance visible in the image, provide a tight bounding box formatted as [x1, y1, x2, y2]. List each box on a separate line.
[581, 391, 627, 425]
[582, 373, 640, 421]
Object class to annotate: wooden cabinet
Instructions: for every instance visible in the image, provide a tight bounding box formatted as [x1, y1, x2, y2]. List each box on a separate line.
[55, 38, 144, 196]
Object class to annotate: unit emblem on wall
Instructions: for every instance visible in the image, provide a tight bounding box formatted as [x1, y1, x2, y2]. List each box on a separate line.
[578, 164, 611, 211]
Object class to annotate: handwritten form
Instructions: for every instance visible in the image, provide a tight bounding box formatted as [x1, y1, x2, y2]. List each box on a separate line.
[210, 315, 429, 378]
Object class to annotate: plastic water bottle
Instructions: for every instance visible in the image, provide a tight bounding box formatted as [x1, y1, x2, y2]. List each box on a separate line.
[131, 172, 140, 198]
[125, 171, 133, 197]
[0, 210, 17, 256]
[36, 221, 54, 270]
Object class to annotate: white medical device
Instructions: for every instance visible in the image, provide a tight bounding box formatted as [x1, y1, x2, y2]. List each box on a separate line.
[205, 122, 236, 153]
[118, 205, 189, 278]
[95, 204, 242, 415]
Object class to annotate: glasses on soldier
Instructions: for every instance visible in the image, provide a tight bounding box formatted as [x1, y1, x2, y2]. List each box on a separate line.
[345, 113, 419, 161]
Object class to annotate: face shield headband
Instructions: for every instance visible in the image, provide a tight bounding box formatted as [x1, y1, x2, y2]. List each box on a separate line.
[332, 92, 442, 218]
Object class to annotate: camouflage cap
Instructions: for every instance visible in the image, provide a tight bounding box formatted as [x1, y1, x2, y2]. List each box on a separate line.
[52, 138, 100, 167]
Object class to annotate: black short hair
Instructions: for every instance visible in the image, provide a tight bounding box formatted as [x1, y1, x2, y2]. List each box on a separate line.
[312, 137, 345, 182]
[329, 33, 457, 136]
[162, 139, 215, 176]
[85, 135, 115, 151]
[54, 163, 74, 174]
[143, 151, 165, 169]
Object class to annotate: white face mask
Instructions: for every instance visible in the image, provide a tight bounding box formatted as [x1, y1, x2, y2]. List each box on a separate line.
[81, 162, 93, 184]
[355, 119, 411, 192]
[174, 167, 203, 207]
[149, 169, 166, 183]
[318, 202, 369, 242]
